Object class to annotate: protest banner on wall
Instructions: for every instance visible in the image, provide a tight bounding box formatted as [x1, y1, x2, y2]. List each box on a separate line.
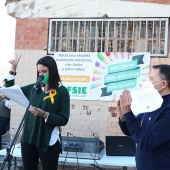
[54, 52, 150, 101]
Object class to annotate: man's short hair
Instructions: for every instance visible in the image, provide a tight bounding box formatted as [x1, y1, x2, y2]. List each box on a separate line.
[152, 64, 170, 89]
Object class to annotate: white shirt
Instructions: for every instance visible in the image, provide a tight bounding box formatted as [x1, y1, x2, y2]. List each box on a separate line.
[5, 99, 11, 109]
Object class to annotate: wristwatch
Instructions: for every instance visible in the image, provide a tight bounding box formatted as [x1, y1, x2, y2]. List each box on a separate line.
[9, 70, 17, 75]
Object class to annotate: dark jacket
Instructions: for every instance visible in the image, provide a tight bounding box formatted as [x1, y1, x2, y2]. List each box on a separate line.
[119, 94, 170, 170]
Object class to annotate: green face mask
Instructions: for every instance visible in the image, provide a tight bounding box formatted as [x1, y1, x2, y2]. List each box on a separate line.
[42, 74, 49, 85]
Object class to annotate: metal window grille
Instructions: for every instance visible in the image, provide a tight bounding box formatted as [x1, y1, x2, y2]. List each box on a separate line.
[48, 18, 168, 57]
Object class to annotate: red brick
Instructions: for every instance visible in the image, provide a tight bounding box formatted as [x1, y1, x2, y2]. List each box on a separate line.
[15, 18, 48, 50]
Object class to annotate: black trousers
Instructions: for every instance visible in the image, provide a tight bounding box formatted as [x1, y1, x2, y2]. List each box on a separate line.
[21, 141, 61, 170]
[0, 117, 10, 150]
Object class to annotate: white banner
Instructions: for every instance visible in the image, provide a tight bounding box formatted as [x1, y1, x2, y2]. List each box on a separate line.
[54, 52, 150, 101]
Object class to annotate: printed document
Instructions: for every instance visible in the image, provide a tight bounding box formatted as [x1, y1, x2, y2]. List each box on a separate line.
[0, 85, 29, 108]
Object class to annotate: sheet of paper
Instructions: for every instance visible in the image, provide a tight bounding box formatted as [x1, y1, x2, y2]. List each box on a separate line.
[0, 85, 29, 108]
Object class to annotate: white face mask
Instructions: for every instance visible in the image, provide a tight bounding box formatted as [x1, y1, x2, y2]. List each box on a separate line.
[153, 80, 163, 86]
[142, 80, 154, 89]
[153, 80, 163, 92]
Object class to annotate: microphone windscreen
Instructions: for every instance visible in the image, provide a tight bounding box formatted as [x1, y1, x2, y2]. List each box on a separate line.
[38, 75, 44, 81]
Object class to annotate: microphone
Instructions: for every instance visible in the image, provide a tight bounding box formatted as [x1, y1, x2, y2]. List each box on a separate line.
[34, 75, 44, 89]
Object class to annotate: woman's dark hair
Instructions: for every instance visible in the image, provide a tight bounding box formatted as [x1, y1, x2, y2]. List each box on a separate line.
[36, 56, 61, 90]
[152, 64, 170, 89]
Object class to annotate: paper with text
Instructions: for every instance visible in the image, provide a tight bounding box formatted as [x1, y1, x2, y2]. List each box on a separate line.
[0, 85, 29, 108]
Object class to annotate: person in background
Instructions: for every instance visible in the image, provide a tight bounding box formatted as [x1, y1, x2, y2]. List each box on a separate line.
[0, 79, 12, 149]
[7, 55, 70, 170]
[117, 64, 170, 170]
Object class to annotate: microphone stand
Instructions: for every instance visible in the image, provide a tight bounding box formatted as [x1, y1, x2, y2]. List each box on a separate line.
[0, 84, 39, 170]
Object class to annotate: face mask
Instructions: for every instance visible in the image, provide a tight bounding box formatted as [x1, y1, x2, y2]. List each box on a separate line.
[142, 80, 154, 89]
[153, 80, 163, 92]
[42, 74, 49, 85]
[153, 80, 163, 86]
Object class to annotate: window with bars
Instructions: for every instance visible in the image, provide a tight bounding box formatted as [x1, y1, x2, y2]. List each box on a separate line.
[48, 18, 169, 57]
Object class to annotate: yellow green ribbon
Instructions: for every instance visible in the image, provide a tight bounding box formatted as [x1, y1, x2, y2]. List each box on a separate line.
[43, 89, 57, 104]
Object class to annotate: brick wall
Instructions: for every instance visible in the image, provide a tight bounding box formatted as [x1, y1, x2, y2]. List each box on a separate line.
[11, 13, 170, 143]
[15, 18, 48, 50]
[11, 17, 50, 141]
[12, 17, 124, 141]
[11, 48, 123, 142]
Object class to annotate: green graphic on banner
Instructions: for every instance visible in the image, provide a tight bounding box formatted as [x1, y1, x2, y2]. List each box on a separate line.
[107, 79, 137, 92]
[104, 67, 140, 85]
[108, 60, 137, 73]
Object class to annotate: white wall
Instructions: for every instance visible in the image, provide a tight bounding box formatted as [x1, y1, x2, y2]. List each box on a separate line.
[6, 0, 170, 19]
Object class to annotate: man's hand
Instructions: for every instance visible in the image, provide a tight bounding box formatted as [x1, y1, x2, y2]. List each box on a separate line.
[117, 99, 125, 121]
[9, 54, 21, 72]
[0, 93, 5, 99]
[119, 90, 132, 114]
